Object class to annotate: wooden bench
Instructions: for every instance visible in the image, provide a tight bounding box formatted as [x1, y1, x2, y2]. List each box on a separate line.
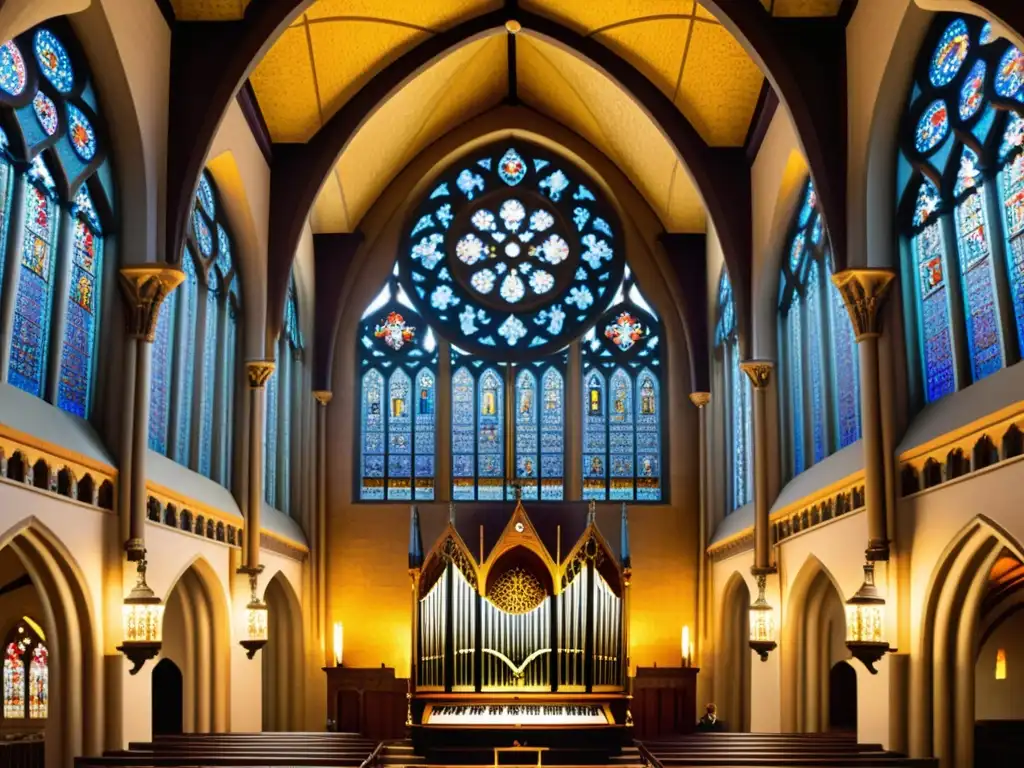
[493, 745, 549, 768]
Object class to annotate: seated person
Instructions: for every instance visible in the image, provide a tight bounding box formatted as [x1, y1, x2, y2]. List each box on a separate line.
[697, 703, 724, 732]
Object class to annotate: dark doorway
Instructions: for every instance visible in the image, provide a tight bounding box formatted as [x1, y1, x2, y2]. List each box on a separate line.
[829, 661, 857, 733]
[152, 659, 183, 735]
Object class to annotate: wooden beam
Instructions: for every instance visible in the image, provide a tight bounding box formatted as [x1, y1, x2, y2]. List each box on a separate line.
[312, 233, 363, 391]
[744, 80, 779, 165]
[660, 234, 710, 394]
[236, 79, 273, 166]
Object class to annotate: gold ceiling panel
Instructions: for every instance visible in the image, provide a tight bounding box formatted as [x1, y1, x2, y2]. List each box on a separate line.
[593, 18, 692, 102]
[517, 35, 705, 233]
[304, 0, 501, 31]
[170, 0, 249, 21]
[771, 0, 843, 16]
[675, 20, 763, 146]
[247, 26, 322, 143]
[521, 0, 695, 36]
[313, 34, 506, 232]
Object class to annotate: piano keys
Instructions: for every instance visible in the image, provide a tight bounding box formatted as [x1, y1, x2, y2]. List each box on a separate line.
[424, 703, 611, 726]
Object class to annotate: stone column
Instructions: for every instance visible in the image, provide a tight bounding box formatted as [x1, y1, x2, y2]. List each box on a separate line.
[118, 266, 185, 558]
[244, 361, 276, 569]
[832, 269, 896, 561]
[313, 389, 332, 657]
[739, 361, 774, 571]
[689, 391, 711, 663]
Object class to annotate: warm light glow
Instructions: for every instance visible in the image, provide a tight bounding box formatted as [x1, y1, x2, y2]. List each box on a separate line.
[122, 601, 163, 644]
[749, 602, 775, 643]
[333, 622, 343, 666]
[246, 602, 268, 642]
[681, 626, 691, 666]
[996, 648, 1007, 680]
[845, 602, 884, 644]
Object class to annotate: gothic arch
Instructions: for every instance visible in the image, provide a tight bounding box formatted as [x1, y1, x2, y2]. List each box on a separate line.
[714, 571, 751, 733]
[262, 569, 304, 731]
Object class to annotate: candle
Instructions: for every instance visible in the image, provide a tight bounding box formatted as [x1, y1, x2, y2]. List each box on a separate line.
[333, 622, 344, 666]
[681, 626, 690, 667]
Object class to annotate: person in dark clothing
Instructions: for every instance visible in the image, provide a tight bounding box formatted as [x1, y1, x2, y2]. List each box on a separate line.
[697, 703, 724, 732]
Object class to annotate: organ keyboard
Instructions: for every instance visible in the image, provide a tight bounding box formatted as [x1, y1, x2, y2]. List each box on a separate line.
[423, 702, 612, 727]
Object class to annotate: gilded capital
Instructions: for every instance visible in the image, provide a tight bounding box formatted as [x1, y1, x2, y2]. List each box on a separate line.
[689, 392, 711, 408]
[740, 360, 774, 389]
[313, 390, 333, 406]
[118, 266, 185, 341]
[831, 269, 896, 340]
[245, 360, 276, 389]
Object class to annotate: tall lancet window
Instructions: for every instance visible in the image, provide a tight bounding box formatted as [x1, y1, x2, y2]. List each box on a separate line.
[265, 277, 304, 512]
[715, 270, 751, 510]
[580, 271, 662, 501]
[357, 277, 437, 501]
[3, 619, 46, 720]
[898, 15, 1024, 406]
[778, 179, 861, 480]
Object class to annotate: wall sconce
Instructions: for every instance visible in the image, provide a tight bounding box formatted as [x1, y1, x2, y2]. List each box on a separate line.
[333, 622, 344, 666]
[117, 556, 164, 675]
[680, 626, 692, 667]
[845, 561, 889, 674]
[240, 570, 268, 660]
[748, 574, 776, 662]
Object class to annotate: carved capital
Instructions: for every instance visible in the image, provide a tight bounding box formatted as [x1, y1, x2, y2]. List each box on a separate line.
[118, 266, 185, 341]
[245, 361, 276, 389]
[831, 269, 896, 340]
[740, 360, 774, 389]
[313, 390, 333, 406]
[688, 392, 711, 408]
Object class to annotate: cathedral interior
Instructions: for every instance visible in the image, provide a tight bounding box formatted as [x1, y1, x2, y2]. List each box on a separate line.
[0, 1, 1019, 767]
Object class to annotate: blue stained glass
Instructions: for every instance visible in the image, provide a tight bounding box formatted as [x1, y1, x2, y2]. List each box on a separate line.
[915, 100, 949, 154]
[608, 368, 634, 501]
[635, 369, 660, 501]
[220, 308, 236, 486]
[583, 370, 607, 500]
[66, 104, 97, 162]
[197, 287, 218, 477]
[477, 368, 504, 500]
[176, 253, 198, 464]
[360, 369, 385, 500]
[798, 182, 816, 227]
[197, 174, 215, 219]
[57, 220, 102, 417]
[914, 178, 941, 227]
[1000, 112, 1024, 161]
[731, 343, 751, 506]
[387, 369, 412, 500]
[32, 91, 58, 136]
[806, 262, 827, 464]
[995, 46, 1024, 98]
[192, 210, 213, 257]
[540, 368, 564, 501]
[0, 161, 12, 315]
[451, 367, 475, 500]
[498, 148, 527, 185]
[539, 171, 570, 201]
[9, 187, 56, 398]
[827, 264, 860, 448]
[959, 59, 986, 121]
[980, 22, 994, 45]
[914, 223, 956, 401]
[33, 30, 73, 93]
[513, 370, 539, 501]
[27, 156, 55, 194]
[954, 147, 982, 196]
[811, 215, 823, 245]
[789, 231, 806, 272]
[72, 186, 100, 232]
[149, 292, 176, 454]
[929, 18, 969, 87]
[264, 368, 278, 504]
[216, 224, 231, 274]
[414, 369, 435, 500]
[955, 190, 1003, 381]
[0, 41, 26, 97]
[1001, 153, 1024, 353]
[788, 301, 805, 475]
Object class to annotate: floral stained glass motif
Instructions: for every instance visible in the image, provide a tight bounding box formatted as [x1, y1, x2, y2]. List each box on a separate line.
[32, 91, 58, 136]
[980, 22, 994, 45]
[915, 223, 956, 401]
[955, 189, 1003, 381]
[0, 41, 26, 97]
[67, 104, 97, 162]
[1001, 152, 1024, 353]
[73, 185, 100, 232]
[27, 645, 46, 719]
[3, 643, 23, 719]
[915, 100, 949, 154]
[451, 367, 475, 501]
[995, 46, 1024, 99]
[604, 312, 643, 351]
[914, 178, 941, 227]
[33, 29, 73, 93]
[929, 19, 970, 87]
[9, 187, 56, 397]
[375, 311, 415, 350]
[57, 220, 103, 417]
[959, 59, 987, 120]
[148, 292, 177, 453]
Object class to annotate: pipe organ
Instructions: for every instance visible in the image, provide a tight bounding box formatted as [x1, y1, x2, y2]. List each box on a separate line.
[408, 498, 632, 757]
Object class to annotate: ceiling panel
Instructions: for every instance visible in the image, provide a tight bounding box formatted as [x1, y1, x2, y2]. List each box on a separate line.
[247, 25, 322, 143]
[593, 18, 692, 103]
[304, 0, 501, 30]
[170, 0, 249, 21]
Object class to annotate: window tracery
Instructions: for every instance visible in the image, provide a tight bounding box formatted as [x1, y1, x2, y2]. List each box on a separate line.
[715, 270, 751, 510]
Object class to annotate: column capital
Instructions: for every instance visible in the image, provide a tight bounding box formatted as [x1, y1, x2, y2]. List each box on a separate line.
[118, 265, 185, 341]
[312, 390, 333, 406]
[739, 360, 774, 389]
[688, 392, 711, 408]
[831, 268, 896, 340]
[245, 360, 276, 389]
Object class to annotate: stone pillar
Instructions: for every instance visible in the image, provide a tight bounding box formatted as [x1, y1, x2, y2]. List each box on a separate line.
[832, 269, 896, 561]
[689, 391, 711, 663]
[313, 389, 332, 657]
[244, 361, 276, 569]
[739, 361, 774, 570]
[118, 266, 185, 558]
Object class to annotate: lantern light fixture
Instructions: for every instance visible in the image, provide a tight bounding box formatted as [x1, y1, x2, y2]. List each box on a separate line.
[116, 556, 164, 675]
[240, 570, 268, 660]
[748, 573, 777, 662]
[845, 561, 890, 674]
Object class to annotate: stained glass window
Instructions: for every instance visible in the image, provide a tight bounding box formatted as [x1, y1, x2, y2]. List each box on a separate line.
[0, 41, 26, 97]
[264, 367, 278, 504]
[716, 270, 750, 509]
[476, 367, 504, 501]
[788, 300, 805, 475]
[149, 291, 177, 453]
[828, 260, 861, 448]
[57, 213, 104, 417]
[3, 643, 23, 719]
[1001, 151, 1024, 352]
[3, 621, 46, 720]
[806, 262, 827, 463]
[915, 222, 956, 401]
[33, 30, 73, 93]
[198, 278, 218, 478]
[358, 280, 437, 500]
[175, 251, 198, 464]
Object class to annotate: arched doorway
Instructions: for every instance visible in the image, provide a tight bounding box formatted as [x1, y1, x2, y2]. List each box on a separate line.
[781, 556, 848, 733]
[715, 572, 751, 732]
[152, 659, 183, 735]
[828, 661, 857, 734]
[160, 560, 230, 733]
[262, 572, 304, 731]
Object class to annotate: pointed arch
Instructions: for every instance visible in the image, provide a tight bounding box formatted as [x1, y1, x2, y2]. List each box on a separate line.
[715, 572, 752, 733]
[262, 569, 304, 731]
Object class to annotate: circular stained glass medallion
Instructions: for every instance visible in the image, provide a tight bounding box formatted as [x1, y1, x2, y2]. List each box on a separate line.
[67, 103, 96, 161]
[929, 19, 970, 87]
[915, 100, 949, 154]
[33, 30, 73, 93]
[32, 91, 58, 136]
[958, 59, 986, 120]
[995, 46, 1024, 98]
[399, 141, 625, 357]
[980, 23, 994, 45]
[0, 41, 26, 97]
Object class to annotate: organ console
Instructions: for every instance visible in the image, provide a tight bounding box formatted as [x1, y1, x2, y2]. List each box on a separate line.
[407, 495, 632, 759]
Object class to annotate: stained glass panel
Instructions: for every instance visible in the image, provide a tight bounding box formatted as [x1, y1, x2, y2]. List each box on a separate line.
[175, 254, 198, 464]
[57, 220, 103, 417]
[540, 368, 564, 501]
[477, 368, 504, 501]
[514, 370, 539, 500]
[929, 18, 969, 87]
[360, 369, 385, 500]
[221, 308, 237, 487]
[915, 223, 956, 401]
[583, 370, 607, 501]
[731, 343, 751, 507]
[914, 178, 941, 227]
[0, 41, 26, 97]
[27, 645, 46, 719]
[915, 100, 949, 154]
[414, 369, 435, 501]
[452, 367, 475, 500]
[32, 91, 58, 136]
[263, 368, 278, 504]
[33, 30, 73, 93]
[1001, 153, 1024, 352]
[608, 368, 634, 501]
[995, 45, 1024, 99]
[198, 173, 216, 220]
[959, 59, 986, 121]
[635, 369, 660, 501]
[788, 301, 805, 475]
[9, 186, 57, 397]
[955, 190, 1003, 382]
[66, 104, 97, 162]
[149, 292, 177, 454]
[387, 369, 413, 500]
[3, 643, 23, 719]
[806, 262, 828, 463]
[198, 285, 218, 477]
[828, 270, 861, 448]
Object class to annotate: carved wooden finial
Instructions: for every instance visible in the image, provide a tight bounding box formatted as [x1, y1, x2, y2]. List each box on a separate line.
[245, 360, 276, 389]
[688, 392, 711, 408]
[739, 360, 774, 389]
[831, 269, 896, 340]
[118, 266, 185, 341]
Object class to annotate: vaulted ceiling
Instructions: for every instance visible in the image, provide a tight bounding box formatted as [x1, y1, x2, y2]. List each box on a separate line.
[171, 0, 844, 234]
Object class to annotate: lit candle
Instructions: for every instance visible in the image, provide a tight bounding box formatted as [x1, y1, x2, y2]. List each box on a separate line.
[333, 622, 343, 666]
[681, 626, 690, 667]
